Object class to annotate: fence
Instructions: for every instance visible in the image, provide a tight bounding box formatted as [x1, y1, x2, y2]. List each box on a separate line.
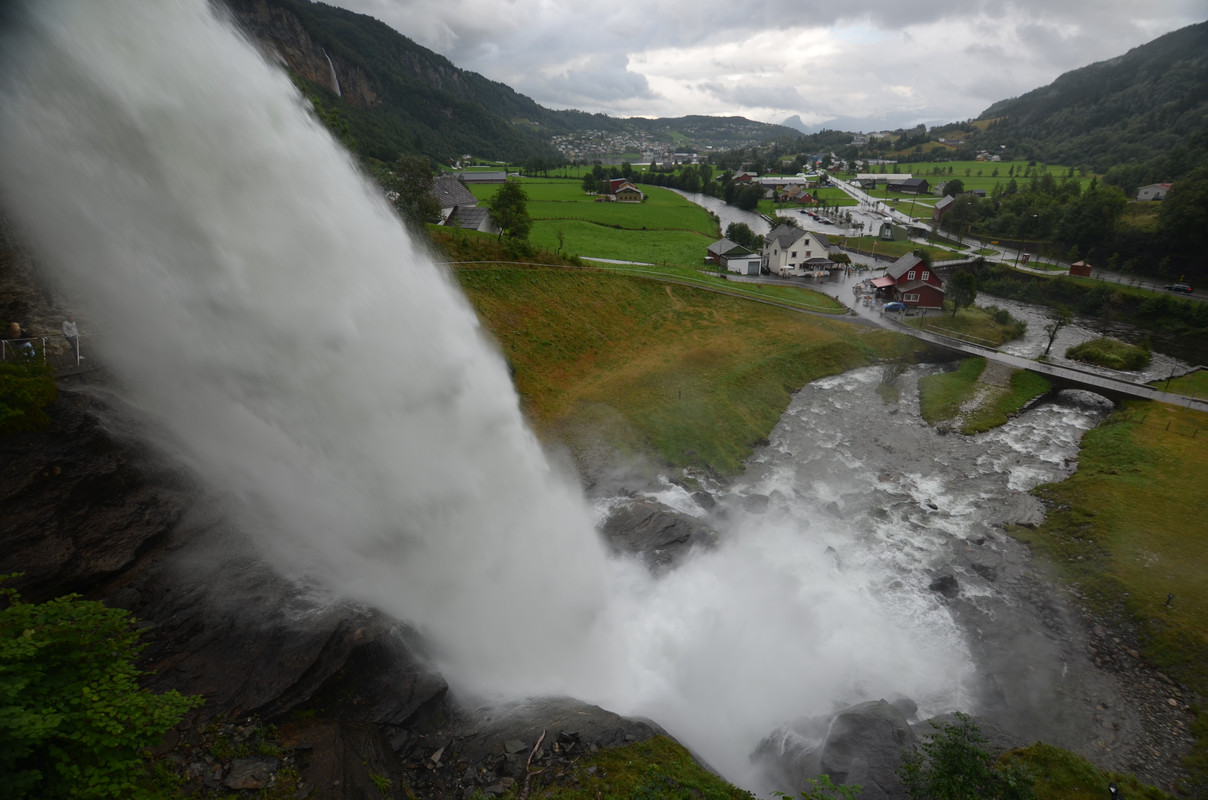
[1, 333, 95, 370]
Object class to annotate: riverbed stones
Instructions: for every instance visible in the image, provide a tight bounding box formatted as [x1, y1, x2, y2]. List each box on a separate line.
[928, 574, 960, 597]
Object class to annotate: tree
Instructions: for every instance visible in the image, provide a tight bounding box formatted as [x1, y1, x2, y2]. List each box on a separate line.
[725, 221, 760, 251]
[1041, 305, 1072, 357]
[946, 269, 979, 318]
[1158, 165, 1208, 257]
[898, 713, 1035, 800]
[378, 154, 441, 228]
[943, 179, 965, 197]
[0, 580, 203, 799]
[489, 180, 532, 241]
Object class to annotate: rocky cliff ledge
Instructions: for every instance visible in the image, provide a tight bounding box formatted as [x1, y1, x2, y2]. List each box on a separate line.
[221, 0, 379, 108]
[0, 387, 668, 798]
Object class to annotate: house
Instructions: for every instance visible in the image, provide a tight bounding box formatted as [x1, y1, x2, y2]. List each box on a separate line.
[732, 171, 759, 183]
[896, 178, 930, 195]
[778, 186, 815, 205]
[870, 253, 946, 309]
[707, 238, 761, 276]
[761, 224, 833, 277]
[614, 183, 645, 203]
[444, 206, 499, 235]
[1137, 183, 1172, 201]
[932, 195, 955, 222]
[1069, 260, 1093, 277]
[431, 175, 479, 224]
[456, 170, 508, 184]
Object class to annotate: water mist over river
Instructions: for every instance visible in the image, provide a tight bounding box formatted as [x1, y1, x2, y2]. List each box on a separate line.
[0, 0, 1127, 792]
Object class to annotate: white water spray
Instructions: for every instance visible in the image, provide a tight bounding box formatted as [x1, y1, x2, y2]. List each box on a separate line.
[0, 0, 985, 788]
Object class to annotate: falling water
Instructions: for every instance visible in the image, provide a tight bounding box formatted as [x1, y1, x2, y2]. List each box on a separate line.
[323, 49, 341, 97]
[0, 0, 611, 691]
[0, 0, 1103, 791]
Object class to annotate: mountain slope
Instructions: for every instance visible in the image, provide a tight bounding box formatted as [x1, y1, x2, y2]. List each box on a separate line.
[975, 21, 1208, 172]
[220, 0, 797, 164]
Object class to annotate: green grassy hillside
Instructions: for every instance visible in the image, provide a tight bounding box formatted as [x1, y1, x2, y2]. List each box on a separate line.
[454, 264, 918, 475]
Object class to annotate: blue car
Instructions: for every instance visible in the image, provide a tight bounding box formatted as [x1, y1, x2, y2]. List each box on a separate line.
[883, 301, 906, 312]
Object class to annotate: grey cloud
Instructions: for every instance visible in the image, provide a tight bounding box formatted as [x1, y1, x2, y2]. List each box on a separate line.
[698, 80, 806, 111]
[321, 0, 1202, 125]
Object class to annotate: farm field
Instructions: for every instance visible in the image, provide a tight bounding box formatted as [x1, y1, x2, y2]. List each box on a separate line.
[841, 160, 1097, 197]
[469, 178, 723, 268]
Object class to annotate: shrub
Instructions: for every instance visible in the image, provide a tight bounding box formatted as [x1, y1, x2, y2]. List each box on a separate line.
[0, 578, 204, 799]
[0, 361, 57, 433]
[1064, 337, 1151, 371]
[898, 713, 1035, 800]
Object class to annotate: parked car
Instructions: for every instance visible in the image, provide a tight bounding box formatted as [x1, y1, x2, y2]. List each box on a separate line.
[1164, 283, 1193, 293]
[883, 301, 905, 312]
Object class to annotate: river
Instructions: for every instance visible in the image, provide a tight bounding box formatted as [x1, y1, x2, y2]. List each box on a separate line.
[592, 364, 1142, 791]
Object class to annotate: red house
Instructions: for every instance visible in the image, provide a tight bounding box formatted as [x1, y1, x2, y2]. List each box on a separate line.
[872, 253, 946, 310]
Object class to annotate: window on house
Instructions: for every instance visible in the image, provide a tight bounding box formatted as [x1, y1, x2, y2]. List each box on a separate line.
[907, 270, 916, 280]
[791, 251, 797, 259]
[904, 293, 920, 302]
[922, 271, 930, 281]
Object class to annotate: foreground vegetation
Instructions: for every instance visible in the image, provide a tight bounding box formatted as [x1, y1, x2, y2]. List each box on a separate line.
[0, 581, 203, 799]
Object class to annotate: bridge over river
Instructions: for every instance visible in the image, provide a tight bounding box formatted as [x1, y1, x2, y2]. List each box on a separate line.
[884, 317, 1208, 410]
[720, 267, 1207, 413]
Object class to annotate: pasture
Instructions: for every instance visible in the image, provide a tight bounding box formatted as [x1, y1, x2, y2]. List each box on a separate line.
[469, 178, 723, 268]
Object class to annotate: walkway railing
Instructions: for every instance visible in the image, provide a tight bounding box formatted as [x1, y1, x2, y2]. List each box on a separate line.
[2, 334, 95, 370]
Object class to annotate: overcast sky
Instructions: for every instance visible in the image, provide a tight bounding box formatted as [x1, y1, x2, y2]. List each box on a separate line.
[322, 0, 1204, 131]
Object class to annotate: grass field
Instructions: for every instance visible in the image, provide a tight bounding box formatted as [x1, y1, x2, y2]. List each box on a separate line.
[470, 178, 722, 268]
[842, 160, 1096, 194]
[916, 357, 1052, 434]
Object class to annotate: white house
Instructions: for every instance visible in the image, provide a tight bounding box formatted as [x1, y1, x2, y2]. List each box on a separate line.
[761, 224, 833, 277]
[1137, 183, 1172, 201]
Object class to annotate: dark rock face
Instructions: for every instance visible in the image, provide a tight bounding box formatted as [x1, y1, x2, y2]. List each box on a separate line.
[600, 498, 719, 574]
[753, 700, 916, 800]
[222, 0, 380, 108]
[0, 389, 667, 798]
[819, 701, 916, 800]
[395, 696, 665, 799]
[928, 574, 959, 598]
[0, 391, 190, 601]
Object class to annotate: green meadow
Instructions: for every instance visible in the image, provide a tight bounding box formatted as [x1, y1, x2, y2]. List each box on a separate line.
[469, 178, 721, 267]
[843, 160, 1097, 197]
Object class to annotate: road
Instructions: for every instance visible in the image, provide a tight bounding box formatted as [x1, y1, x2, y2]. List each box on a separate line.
[824, 174, 1203, 300]
[726, 265, 1207, 411]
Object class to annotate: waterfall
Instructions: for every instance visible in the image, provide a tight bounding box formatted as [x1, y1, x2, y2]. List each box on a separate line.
[0, 0, 612, 691]
[323, 49, 341, 97]
[0, 0, 985, 788]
